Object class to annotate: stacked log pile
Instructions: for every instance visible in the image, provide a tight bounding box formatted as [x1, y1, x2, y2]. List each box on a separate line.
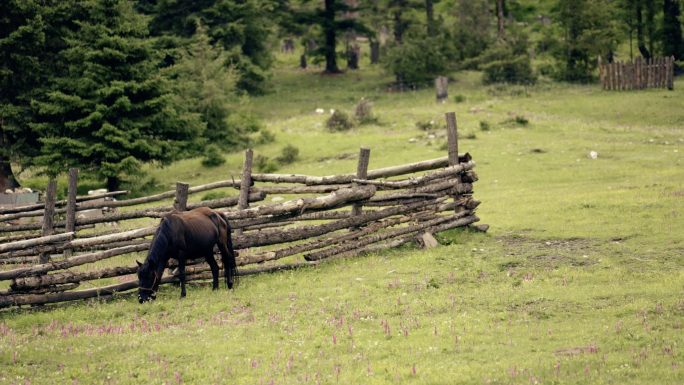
[0, 112, 487, 310]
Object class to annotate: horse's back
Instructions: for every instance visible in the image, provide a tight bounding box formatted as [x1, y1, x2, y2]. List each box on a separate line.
[174, 208, 222, 251]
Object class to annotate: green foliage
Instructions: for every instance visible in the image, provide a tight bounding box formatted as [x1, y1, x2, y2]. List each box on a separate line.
[29, 0, 204, 191]
[453, 0, 493, 66]
[415, 119, 440, 131]
[201, 144, 226, 168]
[275, 144, 300, 165]
[547, 0, 620, 82]
[0, 0, 77, 174]
[150, 0, 275, 94]
[168, 23, 263, 151]
[255, 129, 276, 145]
[480, 28, 537, 85]
[201, 190, 229, 201]
[382, 34, 457, 86]
[326, 110, 354, 132]
[255, 154, 279, 173]
[454, 95, 466, 103]
[479, 121, 491, 131]
[354, 98, 377, 125]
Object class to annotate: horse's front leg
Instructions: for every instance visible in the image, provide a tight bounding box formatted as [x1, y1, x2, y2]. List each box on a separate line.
[177, 251, 187, 299]
[205, 251, 220, 290]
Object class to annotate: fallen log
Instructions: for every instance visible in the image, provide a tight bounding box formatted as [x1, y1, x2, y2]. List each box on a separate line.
[0, 233, 74, 253]
[230, 210, 352, 229]
[0, 227, 156, 260]
[250, 154, 471, 185]
[0, 283, 80, 296]
[0, 244, 150, 281]
[222, 186, 376, 221]
[0, 193, 266, 233]
[0, 191, 130, 215]
[305, 211, 471, 261]
[234, 203, 456, 266]
[351, 161, 476, 189]
[232, 196, 448, 249]
[322, 215, 480, 263]
[12, 265, 139, 290]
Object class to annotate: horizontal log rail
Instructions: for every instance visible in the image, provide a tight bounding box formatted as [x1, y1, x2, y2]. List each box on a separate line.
[0, 191, 130, 215]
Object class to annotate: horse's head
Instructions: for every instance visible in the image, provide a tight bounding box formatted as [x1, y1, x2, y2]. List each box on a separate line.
[137, 260, 158, 303]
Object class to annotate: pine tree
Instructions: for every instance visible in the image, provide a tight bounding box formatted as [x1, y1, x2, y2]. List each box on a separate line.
[30, 0, 204, 191]
[0, 0, 77, 190]
[149, 0, 275, 94]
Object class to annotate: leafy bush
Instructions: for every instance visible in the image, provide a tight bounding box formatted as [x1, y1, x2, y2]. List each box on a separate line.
[479, 121, 490, 131]
[515, 116, 529, 125]
[201, 144, 226, 168]
[415, 119, 440, 131]
[326, 110, 354, 131]
[381, 35, 457, 86]
[355, 98, 377, 125]
[255, 154, 279, 173]
[256, 129, 276, 145]
[478, 27, 537, 85]
[454, 95, 466, 103]
[463, 131, 477, 139]
[537, 63, 555, 77]
[275, 144, 300, 165]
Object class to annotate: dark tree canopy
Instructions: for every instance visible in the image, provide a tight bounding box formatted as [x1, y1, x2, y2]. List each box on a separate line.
[30, 0, 204, 191]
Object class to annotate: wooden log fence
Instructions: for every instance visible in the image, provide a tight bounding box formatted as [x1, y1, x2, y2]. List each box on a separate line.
[598, 55, 675, 91]
[0, 112, 488, 310]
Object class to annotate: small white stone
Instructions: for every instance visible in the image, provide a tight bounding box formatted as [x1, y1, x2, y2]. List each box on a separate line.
[315, 108, 324, 114]
[271, 197, 284, 202]
[427, 134, 435, 139]
[330, 109, 335, 115]
[408, 138, 418, 143]
[588, 151, 598, 159]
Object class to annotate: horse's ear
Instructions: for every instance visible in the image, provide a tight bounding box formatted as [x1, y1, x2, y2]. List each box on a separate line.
[136, 260, 142, 267]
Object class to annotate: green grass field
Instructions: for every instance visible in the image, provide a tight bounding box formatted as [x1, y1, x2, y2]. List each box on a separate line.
[1, 58, 684, 384]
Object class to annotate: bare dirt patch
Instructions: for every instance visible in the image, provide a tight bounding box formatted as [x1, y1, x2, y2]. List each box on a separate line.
[554, 346, 594, 356]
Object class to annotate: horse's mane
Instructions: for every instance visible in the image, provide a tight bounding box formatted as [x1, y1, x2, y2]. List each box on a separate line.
[145, 218, 173, 270]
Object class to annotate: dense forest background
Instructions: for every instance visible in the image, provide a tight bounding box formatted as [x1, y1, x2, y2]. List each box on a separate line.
[1, 0, 683, 192]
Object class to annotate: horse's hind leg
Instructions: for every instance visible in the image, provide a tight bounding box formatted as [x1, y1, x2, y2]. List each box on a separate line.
[177, 251, 187, 298]
[205, 250, 220, 290]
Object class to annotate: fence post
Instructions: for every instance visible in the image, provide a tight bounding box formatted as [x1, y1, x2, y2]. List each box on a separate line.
[38, 180, 58, 265]
[63, 168, 78, 258]
[445, 112, 466, 216]
[235, 149, 254, 235]
[661, 58, 666, 88]
[621, 61, 626, 91]
[598, 56, 605, 91]
[610, 62, 616, 91]
[174, 182, 189, 212]
[667, 56, 674, 91]
[435, 76, 448, 102]
[351, 146, 371, 229]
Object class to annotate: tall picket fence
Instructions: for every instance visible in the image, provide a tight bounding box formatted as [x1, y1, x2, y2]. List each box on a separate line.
[598, 55, 675, 91]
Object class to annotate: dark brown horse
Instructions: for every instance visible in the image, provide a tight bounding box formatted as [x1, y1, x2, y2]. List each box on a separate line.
[137, 207, 237, 303]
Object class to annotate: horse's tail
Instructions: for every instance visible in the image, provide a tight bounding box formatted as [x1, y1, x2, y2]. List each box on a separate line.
[215, 212, 238, 289]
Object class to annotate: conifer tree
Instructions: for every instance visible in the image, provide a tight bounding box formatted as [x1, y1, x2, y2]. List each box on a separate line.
[31, 0, 204, 191]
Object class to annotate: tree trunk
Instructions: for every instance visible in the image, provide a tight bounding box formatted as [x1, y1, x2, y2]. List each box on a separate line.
[426, 0, 435, 37]
[663, 0, 684, 61]
[0, 126, 20, 192]
[636, 3, 651, 59]
[370, 42, 380, 64]
[497, 0, 505, 38]
[106, 177, 120, 193]
[324, 0, 340, 73]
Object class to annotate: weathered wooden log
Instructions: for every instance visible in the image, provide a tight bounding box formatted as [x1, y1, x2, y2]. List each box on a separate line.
[230, 210, 352, 229]
[367, 181, 471, 202]
[0, 256, 38, 264]
[251, 185, 353, 194]
[250, 154, 471, 185]
[351, 161, 475, 189]
[0, 232, 74, 254]
[174, 182, 190, 211]
[351, 146, 371, 225]
[461, 171, 478, 183]
[12, 265, 139, 290]
[0, 283, 79, 296]
[222, 186, 376, 221]
[0, 193, 266, 233]
[305, 211, 471, 261]
[0, 191, 130, 215]
[322, 215, 479, 263]
[0, 244, 150, 282]
[0, 226, 156, 260]
[232, 196, 448, 249]
[39, 180, 58, 265]
[243, 222, 295, 232]
[235, 203, 453, 266]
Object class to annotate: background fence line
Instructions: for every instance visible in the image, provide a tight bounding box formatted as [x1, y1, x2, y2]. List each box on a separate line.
[598, 55, 675, 91]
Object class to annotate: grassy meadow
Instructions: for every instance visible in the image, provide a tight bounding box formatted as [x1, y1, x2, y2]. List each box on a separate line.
[1, 55, 684, 384]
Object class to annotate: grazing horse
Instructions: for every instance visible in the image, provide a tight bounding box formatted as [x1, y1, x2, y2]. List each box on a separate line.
[137, 207, 237, 303]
